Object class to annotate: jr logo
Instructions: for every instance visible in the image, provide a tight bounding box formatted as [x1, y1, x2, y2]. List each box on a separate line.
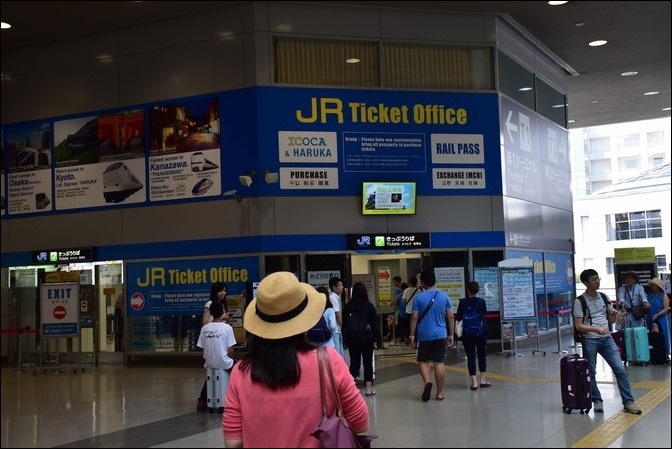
[356, 236, 371, 247]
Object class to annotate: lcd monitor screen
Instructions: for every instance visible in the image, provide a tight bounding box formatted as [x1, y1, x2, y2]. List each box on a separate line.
[361, 181, 416, 215]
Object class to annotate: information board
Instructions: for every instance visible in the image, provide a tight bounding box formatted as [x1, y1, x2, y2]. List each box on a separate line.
[498, 259, 536, 321]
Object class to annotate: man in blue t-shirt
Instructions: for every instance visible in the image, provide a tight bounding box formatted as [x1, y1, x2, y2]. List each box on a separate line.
[409, 270, 454, 402]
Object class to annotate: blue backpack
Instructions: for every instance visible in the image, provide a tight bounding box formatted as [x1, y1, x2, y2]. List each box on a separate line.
[307, 315, 332, 343]
[462, 299, 485, 338]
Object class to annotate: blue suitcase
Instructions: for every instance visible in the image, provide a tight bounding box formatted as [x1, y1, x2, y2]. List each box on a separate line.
[560, 354, 592, 414]
[625, 327, 650, 366]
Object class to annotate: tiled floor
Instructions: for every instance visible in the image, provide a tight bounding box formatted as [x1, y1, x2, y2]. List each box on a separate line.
[1, 336, 669, 448]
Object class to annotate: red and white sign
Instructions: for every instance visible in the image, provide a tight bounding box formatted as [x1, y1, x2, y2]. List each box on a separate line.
[53, 305, 67, 320]
[130, 292, 145, 311]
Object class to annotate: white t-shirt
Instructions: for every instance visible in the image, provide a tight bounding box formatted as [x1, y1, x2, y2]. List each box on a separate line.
[329, 291, 342, 334]
[197, 321, 237, 370]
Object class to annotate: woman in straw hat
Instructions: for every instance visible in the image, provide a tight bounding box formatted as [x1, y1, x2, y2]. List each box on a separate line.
[646, 277, 670, 358]
[617, 271, 649, 328]
[223, 272, 369, 448]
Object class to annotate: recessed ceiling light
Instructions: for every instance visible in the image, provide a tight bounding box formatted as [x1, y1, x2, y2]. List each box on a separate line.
[663, 107, 671, 111]
[568, 119, 576, 124]
[1, 22, 12, 29]
[518, 87, 533, 92]
[643, 91, 659, 96]
[621, 71, 638, 77]
[346, 58, 360, 64]
[591, 100, 599, 104]
[588, 40, 608, 47]
[548, 1, 568, 5]
[552, 104, 567, 109]
[574, 22, 586, 27]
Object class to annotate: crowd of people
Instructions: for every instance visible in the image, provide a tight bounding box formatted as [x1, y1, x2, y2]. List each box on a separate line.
[188, 268, 670, 446]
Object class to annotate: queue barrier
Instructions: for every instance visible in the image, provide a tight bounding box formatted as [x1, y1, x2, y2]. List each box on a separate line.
[1, 327, 39, 373]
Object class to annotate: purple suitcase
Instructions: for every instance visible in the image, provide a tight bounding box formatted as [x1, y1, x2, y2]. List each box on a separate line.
[560, 354, 592, 414]
[611, 330, 626, 363]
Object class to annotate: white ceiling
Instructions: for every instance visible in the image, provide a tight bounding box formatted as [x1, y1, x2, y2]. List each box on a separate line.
[1, 1, 670, 129]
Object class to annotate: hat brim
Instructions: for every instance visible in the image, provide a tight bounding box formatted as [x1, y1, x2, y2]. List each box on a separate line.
[648, 278, 664, 290]
[244, 282, 326, 340]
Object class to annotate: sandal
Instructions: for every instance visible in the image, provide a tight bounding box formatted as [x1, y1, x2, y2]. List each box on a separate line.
[479, 382, 491, 388]
[470, 385, 478, 391]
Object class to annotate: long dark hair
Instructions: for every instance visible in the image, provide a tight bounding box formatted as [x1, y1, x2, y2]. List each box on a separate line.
[350, 282, 370, 309]
[238, 334, 314, 389]
[209, 282, 228, 312]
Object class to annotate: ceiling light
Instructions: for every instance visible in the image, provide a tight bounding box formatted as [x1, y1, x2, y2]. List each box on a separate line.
[552, 104, 567, 109]
[1, 22, 11, 29]
[568, 119, 576, 124]
[643, 91, 659, 96]
[518, 87, 533, 92]
[591, 100, 599, 104]
[548, 1, 568, 5]
[621, 71, 638, 77]
[588, 40, 608, 47]
[346, 58, 360, 64]
[574, 22, 586, 27]
[663, 107, 671, 111]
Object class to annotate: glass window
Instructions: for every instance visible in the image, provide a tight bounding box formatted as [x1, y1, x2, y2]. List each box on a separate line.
[647, 130, 664, 146]
[497, 51, 535, 110]
[536, 77, 567, 128]
[275, 38, 380, 87]
[383, 43, 493, 90]
[588, 137, 610, 153]
[613, 210, 662, 241]
[656, 255, 667, 269]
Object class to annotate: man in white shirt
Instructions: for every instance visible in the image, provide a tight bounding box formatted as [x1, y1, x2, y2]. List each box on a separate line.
[616, 271, 649, 328]
[329, 277, 345, 357]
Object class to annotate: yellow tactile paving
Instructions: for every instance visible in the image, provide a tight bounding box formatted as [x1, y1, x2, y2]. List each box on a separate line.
[571, 379, 671, 448]
[390, 354, 671, 448]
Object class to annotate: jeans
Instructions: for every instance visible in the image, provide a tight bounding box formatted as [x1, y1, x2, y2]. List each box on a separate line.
[582, 336, 634, 404]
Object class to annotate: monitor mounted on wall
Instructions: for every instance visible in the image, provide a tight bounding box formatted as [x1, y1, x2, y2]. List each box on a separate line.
[361, 181, 416, 215]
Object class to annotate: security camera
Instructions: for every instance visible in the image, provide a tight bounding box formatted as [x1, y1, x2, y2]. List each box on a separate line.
[239, 175, 253, 187]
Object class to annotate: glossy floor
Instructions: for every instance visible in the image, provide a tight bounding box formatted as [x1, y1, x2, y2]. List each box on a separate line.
[1, 338, 670, 448]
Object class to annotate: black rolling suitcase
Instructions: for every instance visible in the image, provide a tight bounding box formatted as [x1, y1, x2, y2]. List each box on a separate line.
[560, 354, 592, 414]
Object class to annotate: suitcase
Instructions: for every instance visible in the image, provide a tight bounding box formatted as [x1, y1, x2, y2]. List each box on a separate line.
[560, 354, 592, 414]
[206, 368, 230, 413]
[625, 327, 650, 365]
[648, 332, 667, 365]
[611, 330, 626, 363]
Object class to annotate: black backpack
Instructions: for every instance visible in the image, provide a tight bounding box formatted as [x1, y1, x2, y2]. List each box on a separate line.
[343, 307, 372, 345]
[573, 292, 610, 342]
[306, 315, 332, 343]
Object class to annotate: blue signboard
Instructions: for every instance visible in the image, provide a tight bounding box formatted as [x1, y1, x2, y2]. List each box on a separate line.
[125, 257, 259, 316]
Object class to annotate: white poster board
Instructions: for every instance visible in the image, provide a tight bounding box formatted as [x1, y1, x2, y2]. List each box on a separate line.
[40, 282, 80, 337]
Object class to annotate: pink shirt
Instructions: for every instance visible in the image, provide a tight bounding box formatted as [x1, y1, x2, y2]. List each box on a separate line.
[223, 346, 368, 447]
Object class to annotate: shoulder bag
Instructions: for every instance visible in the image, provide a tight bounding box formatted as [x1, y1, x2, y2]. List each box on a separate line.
[404, 288, 419, 314]
[310, 347, 377, 448]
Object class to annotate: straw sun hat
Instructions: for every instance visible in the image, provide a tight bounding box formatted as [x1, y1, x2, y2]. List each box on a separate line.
[648, 277, 664, 291]
[244, 271, 326, 339]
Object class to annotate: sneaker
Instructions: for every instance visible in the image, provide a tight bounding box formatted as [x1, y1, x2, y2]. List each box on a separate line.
[623, 401, 642, 414]
[196, 399, 207, 412]
[593, 400, 604, 413]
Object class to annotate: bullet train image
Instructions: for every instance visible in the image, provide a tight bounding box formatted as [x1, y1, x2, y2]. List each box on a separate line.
[102, 162, 144, 203]
[190, 151, 219, 172]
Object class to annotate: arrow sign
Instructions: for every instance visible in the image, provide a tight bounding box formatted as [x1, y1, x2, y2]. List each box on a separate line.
[506, 110, 518, 143]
